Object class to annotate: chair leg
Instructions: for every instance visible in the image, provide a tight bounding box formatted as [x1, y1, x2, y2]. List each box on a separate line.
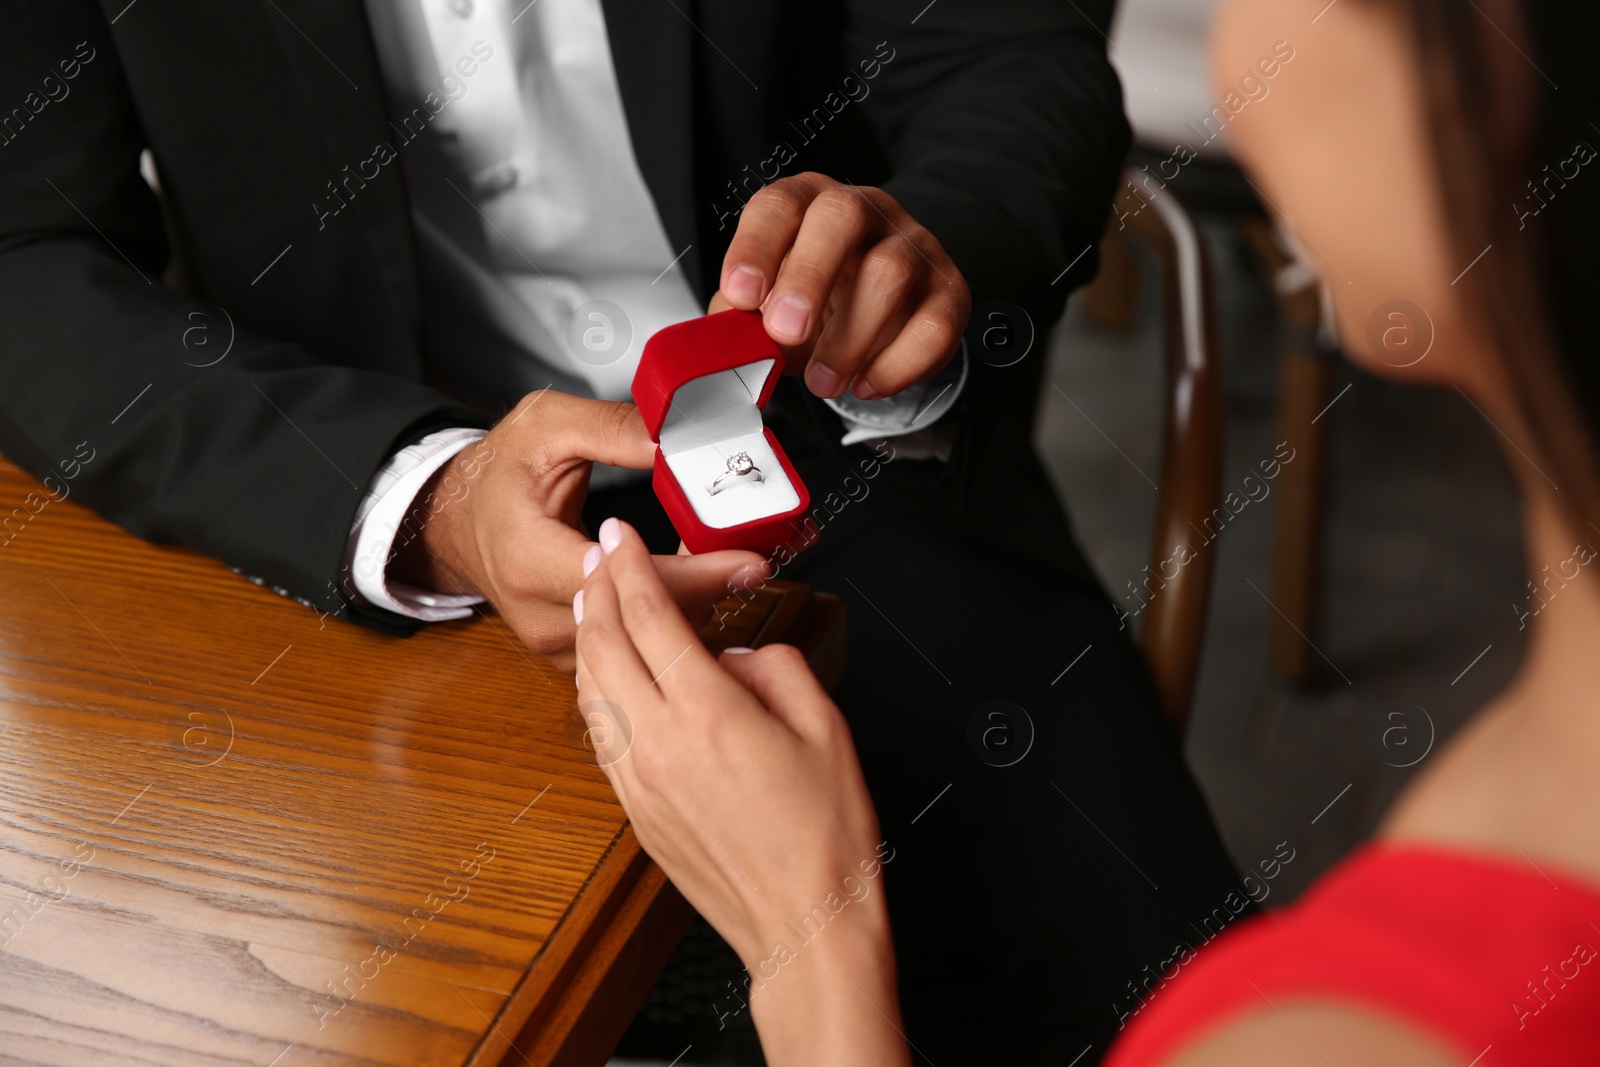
[1239, 216, 1332, 685]
[1270, 343, 1333, 683]
[1079, 227, 1141, 334]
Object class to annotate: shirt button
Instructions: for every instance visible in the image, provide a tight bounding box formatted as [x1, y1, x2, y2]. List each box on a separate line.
[476, 161, 520, 197]
[446, 0, 473, 17]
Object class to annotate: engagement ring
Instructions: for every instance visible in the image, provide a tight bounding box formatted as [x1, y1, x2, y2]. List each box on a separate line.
[708, 450, 763, 495]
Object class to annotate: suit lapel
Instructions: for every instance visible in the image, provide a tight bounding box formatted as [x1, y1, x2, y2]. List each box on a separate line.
[600, 0, 704, 299]
[258, 0, 423, 328]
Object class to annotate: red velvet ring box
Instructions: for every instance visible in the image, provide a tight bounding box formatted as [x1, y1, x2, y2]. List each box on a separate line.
[631, 309, 811, 555]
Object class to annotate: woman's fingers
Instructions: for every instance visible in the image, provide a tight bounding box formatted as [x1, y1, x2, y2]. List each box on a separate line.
[573, 644, 641, 817]
[596, 519, 725, 704]
[717, 644, 840, 746]
[574, 541, 665, 736]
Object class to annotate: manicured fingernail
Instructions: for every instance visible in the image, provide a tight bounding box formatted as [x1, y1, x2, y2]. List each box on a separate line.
[723, 646, 754, 655]
[582, 544, 602, 577]
[599, 517, 622, 554]
[851, 378, 881, 401]
[725, 265, 764, 306]
[805, 362, 842, 397]
[572, 589, 584, 624]
[767, 296, 810, 341]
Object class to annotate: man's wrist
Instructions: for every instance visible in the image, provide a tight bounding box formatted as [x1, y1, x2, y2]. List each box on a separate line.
[824, 338, 968, 450]
[344, 427, 488, 620]
[388, 449, 482, 599]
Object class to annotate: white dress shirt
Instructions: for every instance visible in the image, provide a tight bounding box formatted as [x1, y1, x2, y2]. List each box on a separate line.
[349, 0, 963, 621]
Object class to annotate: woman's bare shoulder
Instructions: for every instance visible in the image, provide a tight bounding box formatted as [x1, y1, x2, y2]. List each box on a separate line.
[1165, 1001, 1460, 1067]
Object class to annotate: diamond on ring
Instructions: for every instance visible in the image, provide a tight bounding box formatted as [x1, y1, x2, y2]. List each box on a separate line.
[708, 450, 764, 495]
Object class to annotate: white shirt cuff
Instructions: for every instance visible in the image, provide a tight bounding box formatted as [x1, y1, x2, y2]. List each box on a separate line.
[345, 427, 489, 622]
[822, 340, 968, 452]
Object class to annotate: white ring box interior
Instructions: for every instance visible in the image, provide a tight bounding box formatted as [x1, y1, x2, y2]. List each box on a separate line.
[659, 359, 800, 530]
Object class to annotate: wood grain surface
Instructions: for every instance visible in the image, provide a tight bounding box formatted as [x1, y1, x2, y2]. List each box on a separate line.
[0, 458, 840, 1067]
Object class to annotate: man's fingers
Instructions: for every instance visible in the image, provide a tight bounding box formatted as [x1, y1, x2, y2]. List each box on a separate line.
[851, 287, 966, 397]
[810, 236, 921, 398]
[513, 392, 657, 472]
[654, 550, 767, 620]
[719, 175, 823, 311]
[726, 173, 857, 315]
[491, 517, 592, 605]
[764, 188, 875, 357]
[718, 644, 838, 745]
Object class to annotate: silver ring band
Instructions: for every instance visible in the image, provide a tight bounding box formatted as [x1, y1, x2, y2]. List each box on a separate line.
[708, 450, 763, 495]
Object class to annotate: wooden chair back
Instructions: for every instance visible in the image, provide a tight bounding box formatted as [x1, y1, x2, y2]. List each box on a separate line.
[1113, 171, 1227, 735]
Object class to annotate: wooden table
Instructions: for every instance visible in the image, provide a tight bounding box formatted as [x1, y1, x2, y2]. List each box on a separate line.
[0, 458, 841, 1066]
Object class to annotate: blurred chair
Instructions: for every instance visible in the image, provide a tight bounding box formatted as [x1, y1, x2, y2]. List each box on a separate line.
[1087, 0, 1338, 689]
[1239, 223, 1336, 683]
[1110, 172, 1226, 737]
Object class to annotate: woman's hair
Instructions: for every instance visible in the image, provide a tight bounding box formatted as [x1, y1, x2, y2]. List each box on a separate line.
[1402, 0, 1600, 528]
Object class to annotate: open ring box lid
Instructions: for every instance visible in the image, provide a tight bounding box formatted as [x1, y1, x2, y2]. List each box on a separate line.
[631, 309, 812, 554]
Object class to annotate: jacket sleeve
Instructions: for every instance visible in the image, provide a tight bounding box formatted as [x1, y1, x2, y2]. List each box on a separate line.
[841, 0, 1130, 547]
[0, 2, 488, 634]
[846, 0, 1130, 321]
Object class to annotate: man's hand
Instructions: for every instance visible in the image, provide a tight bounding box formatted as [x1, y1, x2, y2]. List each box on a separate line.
[390, 390, 764, 671]
[713, 172, 970, 402]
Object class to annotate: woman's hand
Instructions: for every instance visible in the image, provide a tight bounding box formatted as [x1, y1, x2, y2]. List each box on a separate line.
[573, 518, 911, 1067]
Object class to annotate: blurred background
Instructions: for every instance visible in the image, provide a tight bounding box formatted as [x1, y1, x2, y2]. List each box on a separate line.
[1039, 218, 1523, 903]
[614, 2, 1531, 1062]
[1042, 0, 1525, 902]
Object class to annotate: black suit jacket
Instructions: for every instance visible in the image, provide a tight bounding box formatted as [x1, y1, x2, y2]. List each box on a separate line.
[0, 0, 1127, 632]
